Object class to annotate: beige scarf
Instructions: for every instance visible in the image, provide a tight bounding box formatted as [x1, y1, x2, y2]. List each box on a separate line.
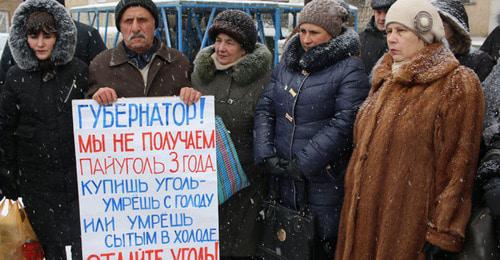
[211, 53, 246, 70]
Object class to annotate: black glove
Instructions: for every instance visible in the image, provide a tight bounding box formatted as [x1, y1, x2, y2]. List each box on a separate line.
[483, 177, 500, 216]
[0, 168, 19, 200]
[285, 158, 304, 181]
[423, 242, 452, 260]
[264, 156, 288, 176]
[477, 154, 500, 184]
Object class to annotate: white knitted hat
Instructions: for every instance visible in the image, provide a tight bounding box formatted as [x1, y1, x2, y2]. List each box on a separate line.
[385, 0, 444, 44]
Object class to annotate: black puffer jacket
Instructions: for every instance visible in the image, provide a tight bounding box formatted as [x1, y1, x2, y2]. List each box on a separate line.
[481, 26, 500, 62]
[432, 0, 495, 81]
[359, 17, 387, 74]
[254, 28, 369, 241]
[0, 20, 105, 85]
[0, 0, 87, 258]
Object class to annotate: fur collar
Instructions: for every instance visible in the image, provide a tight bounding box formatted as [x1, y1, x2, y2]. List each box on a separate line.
[192, 43, 272, 86]
[9, 0, 76, 71]
[283, 28, 360, 73]
[372, 43, 459, 90]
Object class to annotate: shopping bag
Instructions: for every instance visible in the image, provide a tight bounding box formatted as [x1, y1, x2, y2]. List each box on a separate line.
[215, 116, 250, 204]
[0, 198, 41, 260]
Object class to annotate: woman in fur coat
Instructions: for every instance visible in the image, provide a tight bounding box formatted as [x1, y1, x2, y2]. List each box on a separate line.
[0, 0, 87, 258]
[253, 0, 369, 258]
[191, 10, 273, 258]
[335, 0, 484, 259]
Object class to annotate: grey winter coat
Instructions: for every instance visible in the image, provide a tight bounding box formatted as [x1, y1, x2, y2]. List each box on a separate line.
[191, 43, 272, 257]
[0, 0, 86, 258]
[359, 17, 387, 74]
[254, 28, 370, 241]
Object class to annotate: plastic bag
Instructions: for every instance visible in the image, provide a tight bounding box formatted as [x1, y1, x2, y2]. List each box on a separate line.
[0, 197, 40, 260]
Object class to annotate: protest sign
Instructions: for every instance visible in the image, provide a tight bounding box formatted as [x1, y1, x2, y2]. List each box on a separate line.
[72, 97, 218, 260]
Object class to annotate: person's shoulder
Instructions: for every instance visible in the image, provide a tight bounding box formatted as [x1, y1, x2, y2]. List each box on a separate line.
[89, 48, 114, 66]
[334, 55, 365, 71]
[158, 46, 189, 63]
[67, 58, 89, 71]
[74, 20, 99, 34]
[4, 65, 26, 88]
[448, 65, 482, 94]
[5, 64, 24, 77]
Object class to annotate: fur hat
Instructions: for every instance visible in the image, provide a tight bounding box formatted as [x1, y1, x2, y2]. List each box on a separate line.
[385, 0, 444, 44]
[208, 10, 258, 53]
[298, 0, 349, 38]
[115, 0, 159, 32]
[371, 0, 396, 10]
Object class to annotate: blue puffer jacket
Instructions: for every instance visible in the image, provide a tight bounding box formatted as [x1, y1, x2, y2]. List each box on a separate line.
[254, 28, 369, 240]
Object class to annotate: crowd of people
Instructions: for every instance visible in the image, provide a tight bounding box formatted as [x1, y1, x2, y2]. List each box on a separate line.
[0, 0, 499, 259]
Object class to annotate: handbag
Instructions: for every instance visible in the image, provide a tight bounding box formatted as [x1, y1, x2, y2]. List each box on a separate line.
[257, 179, 315, 260]
[0, 198, 42, 260]
[215, 116, 250, 204]
[455, 206, 500, 260]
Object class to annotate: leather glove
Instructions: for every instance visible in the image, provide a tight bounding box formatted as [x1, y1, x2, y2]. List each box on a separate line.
[264, 156, 288, 176]
[285, 158, 304, 181]
[423, 242, 452, 260]
[483, 177, 500, 216]
[0, 168, 19, 200]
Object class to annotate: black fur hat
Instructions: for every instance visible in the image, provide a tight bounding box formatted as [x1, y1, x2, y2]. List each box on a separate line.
[115, 0, 159, 32]
[371, 0, 396, 10]
[208, 10, 258, 53]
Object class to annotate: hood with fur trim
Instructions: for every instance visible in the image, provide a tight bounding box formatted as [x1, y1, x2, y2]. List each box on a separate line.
[431, 0, 471, 55]
[9, 0, 76, 71]
[192, 43, 272, 86]
[283, 27, 360, 73]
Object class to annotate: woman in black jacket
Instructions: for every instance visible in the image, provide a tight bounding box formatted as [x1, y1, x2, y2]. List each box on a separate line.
[0, 0, 87, 258]
[431, 0, 495, 81]
[253, 0, 369, 258]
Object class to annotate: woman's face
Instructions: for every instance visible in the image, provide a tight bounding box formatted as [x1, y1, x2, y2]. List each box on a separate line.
[27, 31, 56, 61]
[443, 20, 455, 41]
[299, 23, 332, 52]
[214, 33, 246, 65]
[386, 23, 426, 62]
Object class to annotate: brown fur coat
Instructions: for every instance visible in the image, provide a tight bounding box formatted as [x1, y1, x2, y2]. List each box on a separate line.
[335, 43, 484, 259]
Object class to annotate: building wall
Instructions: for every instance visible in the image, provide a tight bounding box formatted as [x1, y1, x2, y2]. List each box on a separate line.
[465, 0, 492, 36]
[0, 0, 22, 31]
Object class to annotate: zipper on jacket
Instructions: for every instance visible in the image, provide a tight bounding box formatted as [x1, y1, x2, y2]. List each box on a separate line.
[288, 70, 310, 159]
[63, 79, 77, 104]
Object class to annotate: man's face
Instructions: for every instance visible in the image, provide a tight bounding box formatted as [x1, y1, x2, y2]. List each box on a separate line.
[374, 9, 388, 31]
[120, 6, 156, 54]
